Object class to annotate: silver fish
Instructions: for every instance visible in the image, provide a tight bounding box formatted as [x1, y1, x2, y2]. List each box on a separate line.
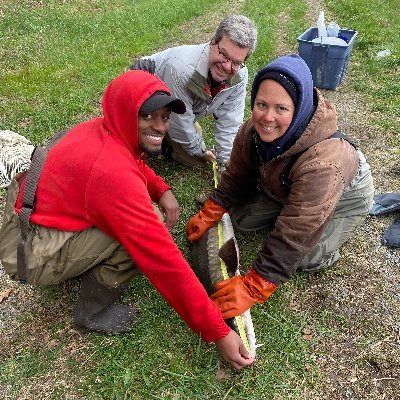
[0, 130, 34, 188]
[191, 212, 257, 357]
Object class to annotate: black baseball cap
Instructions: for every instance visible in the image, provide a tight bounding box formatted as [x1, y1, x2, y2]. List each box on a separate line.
[140, 91, 186, 114]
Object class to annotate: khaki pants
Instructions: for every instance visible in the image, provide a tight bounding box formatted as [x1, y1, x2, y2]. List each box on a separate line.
[230, 150, 375, 272]
[166, 121, 206, 167]
[0, 179, 155, 288]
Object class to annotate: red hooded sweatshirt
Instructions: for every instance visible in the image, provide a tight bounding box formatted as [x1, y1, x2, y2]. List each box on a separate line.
[15, 70, 230, 342]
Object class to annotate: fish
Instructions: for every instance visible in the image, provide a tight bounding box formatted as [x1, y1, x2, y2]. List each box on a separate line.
[0, 130, 34, 188]
[190, 210, 257, 358]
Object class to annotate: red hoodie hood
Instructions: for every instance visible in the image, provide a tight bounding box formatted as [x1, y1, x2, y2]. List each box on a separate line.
[102, 70, 173, 157]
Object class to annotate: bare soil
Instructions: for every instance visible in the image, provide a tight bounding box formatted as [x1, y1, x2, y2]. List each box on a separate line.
[283, 1, 400, 398]
[1, 1, 399, 399]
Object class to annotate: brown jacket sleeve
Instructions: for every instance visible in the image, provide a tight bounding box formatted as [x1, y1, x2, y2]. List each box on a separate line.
[211, 120, 259, 209]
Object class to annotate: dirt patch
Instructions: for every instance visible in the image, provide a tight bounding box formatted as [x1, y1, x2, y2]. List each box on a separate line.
[280, 0, 400, 398]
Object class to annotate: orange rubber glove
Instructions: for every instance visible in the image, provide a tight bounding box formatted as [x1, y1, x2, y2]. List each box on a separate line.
[186, 199, 226, 243]
[211, 267, 277, 319]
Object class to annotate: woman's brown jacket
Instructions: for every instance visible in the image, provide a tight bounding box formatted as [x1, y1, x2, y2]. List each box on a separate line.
[211, 90, 359, 285]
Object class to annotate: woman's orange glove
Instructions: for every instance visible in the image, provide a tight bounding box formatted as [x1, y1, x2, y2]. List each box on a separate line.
[211, 267, 277, 319]
[186, 199, 226, 242]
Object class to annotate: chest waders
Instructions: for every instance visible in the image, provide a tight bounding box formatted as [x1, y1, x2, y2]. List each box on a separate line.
[16, 129, 141, 334]
[17, 129, 69, 283]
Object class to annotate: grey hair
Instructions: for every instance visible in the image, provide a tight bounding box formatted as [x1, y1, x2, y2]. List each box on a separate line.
[213, 15, 258, 58]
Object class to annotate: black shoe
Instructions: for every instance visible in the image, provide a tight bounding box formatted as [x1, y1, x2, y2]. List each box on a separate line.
[73, 271, 140, 334]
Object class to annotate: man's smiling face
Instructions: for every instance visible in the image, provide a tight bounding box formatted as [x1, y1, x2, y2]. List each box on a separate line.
[138, 106, 170, 156]
[209, 35, 249, 82]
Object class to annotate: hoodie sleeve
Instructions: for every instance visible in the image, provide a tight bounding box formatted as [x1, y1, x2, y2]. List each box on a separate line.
[86, 156, 230, 342]
[142, 161, 171, 203]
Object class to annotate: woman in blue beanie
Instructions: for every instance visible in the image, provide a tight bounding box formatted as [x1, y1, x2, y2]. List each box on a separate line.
[187, 54, 374, 319]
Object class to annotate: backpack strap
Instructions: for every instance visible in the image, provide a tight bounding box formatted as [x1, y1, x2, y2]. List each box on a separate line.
[16, 129, 69, 283]
[281, 130, 358, 189]
[329, 130, 358, 149]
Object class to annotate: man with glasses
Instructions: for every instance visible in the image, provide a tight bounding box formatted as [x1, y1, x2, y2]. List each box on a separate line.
[131, 15, 257, 170]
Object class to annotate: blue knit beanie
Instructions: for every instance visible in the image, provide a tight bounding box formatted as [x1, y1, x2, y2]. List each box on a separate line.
[251, 54, 314, 159]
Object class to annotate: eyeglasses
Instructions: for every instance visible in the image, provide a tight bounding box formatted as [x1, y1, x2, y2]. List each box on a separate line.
[216, 43, 245, 71]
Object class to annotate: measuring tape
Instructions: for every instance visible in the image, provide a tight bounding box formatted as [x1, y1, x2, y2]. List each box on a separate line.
[213, 161, 250, 353]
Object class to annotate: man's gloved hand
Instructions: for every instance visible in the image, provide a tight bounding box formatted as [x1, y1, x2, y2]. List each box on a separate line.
[130, 58, 156, 74]
[211, 267, 277, 319]
[186, 199, 226, 242]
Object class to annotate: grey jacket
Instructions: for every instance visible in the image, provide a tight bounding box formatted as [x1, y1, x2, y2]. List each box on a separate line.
[137, 43, 248, 163]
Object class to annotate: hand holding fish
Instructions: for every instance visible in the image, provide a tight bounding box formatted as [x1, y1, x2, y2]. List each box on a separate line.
[186, 199, 226, 242]
[215, 330, 255, 370]
[211, 268, 277, 319]
[158, 189, 180, 230]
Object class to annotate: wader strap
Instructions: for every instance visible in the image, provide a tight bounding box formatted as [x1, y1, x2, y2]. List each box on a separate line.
[17, 129, 69, 283]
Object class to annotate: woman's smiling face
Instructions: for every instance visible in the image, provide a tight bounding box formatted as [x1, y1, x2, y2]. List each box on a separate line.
[252, 79, 295, 143]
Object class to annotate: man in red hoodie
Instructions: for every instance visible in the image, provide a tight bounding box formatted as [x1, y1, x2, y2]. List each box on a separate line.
[0, 70, 254, 370]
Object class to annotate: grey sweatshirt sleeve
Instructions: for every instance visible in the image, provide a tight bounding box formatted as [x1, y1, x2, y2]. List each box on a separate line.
[156, 60, 206, 157]
[213, 70, 248, 164]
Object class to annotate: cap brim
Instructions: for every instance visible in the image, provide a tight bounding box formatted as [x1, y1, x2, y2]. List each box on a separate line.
[140, 93, 186, 114]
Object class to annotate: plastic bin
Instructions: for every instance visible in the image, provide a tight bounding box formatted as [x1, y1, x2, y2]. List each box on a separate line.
[297, 27, 358, 90]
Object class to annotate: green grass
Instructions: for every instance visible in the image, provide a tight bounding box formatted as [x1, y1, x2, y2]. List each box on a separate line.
[77, 281, 318, 399]
[325, 0, 400, 146]
[0, 0, 227, 143]
[1, 0, 399, 398]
